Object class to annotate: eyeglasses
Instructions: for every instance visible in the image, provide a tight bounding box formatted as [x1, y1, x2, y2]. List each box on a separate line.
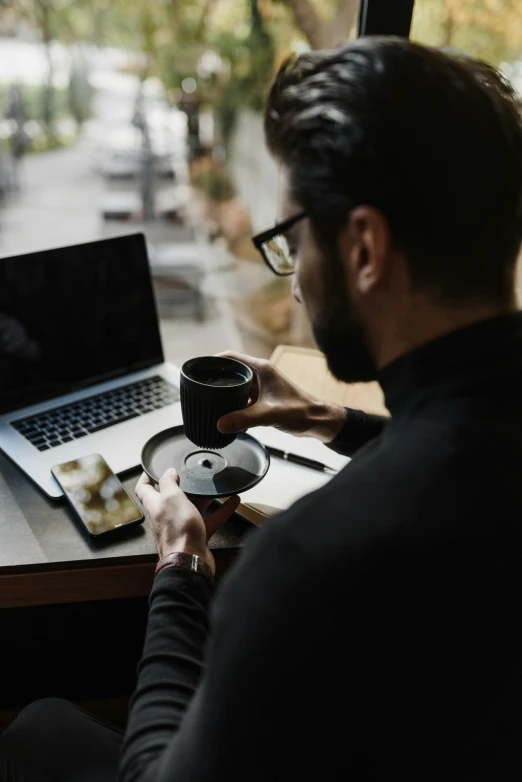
[252, 212, 307, 276]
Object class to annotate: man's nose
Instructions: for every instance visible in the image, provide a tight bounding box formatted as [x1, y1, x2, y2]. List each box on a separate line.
[292, 276, 302, 303]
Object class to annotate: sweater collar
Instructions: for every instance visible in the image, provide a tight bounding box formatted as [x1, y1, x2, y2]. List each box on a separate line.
[377, 311, 522, 416]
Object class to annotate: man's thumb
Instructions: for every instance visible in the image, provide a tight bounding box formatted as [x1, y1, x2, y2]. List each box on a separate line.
[217, 410, 249, 434]
[159, 468, 181, 495]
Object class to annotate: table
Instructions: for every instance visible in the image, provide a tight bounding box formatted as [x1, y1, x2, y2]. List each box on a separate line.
[270, 344, 388, 415]
[0, 454, 250, 609]
[0, 345, 387, 610]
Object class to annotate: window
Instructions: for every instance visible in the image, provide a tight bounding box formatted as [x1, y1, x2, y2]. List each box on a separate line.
[410, 0, 522, 298]
[411, 1, 521, 76]
[0, 2, 365, 366]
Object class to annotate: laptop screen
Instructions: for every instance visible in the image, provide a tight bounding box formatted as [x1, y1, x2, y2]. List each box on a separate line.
[0, 233, 164, 414]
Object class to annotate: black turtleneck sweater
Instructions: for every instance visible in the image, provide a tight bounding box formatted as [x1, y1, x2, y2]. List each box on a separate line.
[120, 313, 522, 782]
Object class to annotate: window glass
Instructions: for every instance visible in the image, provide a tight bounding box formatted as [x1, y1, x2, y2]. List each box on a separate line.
[411, 0, 522, 297]
[0, 2, 360, 364]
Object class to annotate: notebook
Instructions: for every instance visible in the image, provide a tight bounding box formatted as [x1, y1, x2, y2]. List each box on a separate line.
[226, 427, 351, 526]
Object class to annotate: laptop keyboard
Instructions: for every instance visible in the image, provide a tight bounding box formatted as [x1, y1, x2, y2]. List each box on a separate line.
[10, 375, 180, 451]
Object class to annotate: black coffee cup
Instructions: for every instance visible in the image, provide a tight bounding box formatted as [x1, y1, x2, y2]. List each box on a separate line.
[180, 356, 253, 449]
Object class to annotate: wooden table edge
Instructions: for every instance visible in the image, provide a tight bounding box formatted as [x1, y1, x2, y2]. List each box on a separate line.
[0, 561, 157, 608]
[0, 547, 240, 609]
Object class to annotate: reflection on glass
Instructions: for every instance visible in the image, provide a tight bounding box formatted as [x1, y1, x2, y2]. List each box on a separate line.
[263, 235, 295, 274]
[54, 454, 142, 535]
[0, 311, 41, 361]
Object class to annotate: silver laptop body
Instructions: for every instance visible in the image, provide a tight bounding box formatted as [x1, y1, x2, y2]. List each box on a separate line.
[0, 233, 182, 498]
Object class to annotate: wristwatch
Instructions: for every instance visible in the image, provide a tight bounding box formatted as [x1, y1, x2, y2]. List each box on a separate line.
[155, 552, 215, 586]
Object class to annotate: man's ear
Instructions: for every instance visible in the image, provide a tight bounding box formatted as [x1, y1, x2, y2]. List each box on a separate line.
[338, 206, 393, 295]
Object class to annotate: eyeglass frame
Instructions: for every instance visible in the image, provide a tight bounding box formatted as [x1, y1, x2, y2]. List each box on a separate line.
[252, 211, 307, 276]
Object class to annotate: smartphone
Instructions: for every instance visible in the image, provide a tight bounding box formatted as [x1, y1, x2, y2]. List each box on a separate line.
[52, 454, 144, 537]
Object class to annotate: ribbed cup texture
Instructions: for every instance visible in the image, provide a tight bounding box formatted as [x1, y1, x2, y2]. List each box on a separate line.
[180, 357, 253, 449]
[181, 384, 250, 448]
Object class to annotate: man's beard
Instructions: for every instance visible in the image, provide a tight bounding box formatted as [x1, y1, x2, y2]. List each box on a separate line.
[310, 255, 377, 384]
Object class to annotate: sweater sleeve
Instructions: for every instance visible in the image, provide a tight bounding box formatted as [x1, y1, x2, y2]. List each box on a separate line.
[327, 407, 390, 456]
[119, 519, 326, 782]
[119, 567, 213, 782]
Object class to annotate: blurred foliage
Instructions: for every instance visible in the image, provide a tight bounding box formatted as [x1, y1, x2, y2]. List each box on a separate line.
[5, 0, 360, 145]
[0, 126, 75, 155]
[411, 0, 522, 66]
[0, 84, 69, 122]
[10, 0, 522, 146]
[6, 0, 306, 142]
[192, 164, 235, 201]
[0, 80, 77, 154]
[68, 46, 93, 126]
[216, 1, 275, 141]
[11, 0, 91, 138]
[28, 129, 76, 152]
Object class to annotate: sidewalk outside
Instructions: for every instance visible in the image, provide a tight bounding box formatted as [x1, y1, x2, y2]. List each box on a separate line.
[0, 72, 259, 367]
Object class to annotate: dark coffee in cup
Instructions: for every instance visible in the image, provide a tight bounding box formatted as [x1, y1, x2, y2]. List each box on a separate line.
[180, 356, 253, 449]
[189, 371, 245, 387]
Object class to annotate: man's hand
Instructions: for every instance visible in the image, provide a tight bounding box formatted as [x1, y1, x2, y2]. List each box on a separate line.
[216, 351, 347, 443]
[136, 470, 240, 574]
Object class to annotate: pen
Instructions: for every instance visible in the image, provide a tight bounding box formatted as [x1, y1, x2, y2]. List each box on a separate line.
[265, 445, 337, 474]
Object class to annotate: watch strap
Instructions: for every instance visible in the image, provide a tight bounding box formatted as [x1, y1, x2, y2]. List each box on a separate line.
[155, 552, 215, 586]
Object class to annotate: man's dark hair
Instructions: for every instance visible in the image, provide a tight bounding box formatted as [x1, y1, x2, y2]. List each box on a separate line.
[265, 37, 522, 303]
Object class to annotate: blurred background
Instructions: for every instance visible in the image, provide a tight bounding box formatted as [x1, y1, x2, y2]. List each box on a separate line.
[0, 0, 521, 367]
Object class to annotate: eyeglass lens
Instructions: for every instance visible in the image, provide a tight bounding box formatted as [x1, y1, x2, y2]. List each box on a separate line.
[263, 234, 295, 274]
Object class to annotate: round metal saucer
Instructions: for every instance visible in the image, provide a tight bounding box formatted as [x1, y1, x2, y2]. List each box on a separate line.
[141, 426, 270, 497]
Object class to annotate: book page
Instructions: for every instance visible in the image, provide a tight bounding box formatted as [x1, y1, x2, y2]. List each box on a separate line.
[250, 426, 350, 471]
[239, 427, 351, 511]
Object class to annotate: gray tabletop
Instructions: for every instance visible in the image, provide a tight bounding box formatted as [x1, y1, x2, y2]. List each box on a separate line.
[0, 450, 248, 574]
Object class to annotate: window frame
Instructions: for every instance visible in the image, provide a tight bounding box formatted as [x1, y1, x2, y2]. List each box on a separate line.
[358, 0, 415, 37]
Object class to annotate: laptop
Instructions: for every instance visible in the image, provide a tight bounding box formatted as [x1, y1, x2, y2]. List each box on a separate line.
[0, 233, 183, 498]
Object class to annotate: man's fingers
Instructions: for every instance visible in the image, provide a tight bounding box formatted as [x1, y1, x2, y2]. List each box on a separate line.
[217, 408, 251, 434]
[136, 471, 152, 489]
[159, 468, 181, 496]
[217, 402, 272, 434]
[247, 375, 260, 406]
[205, 496, 241, 540]
[135, 472, 159, 512]
[217, 408, 252, 434]
[217, 352, 264, 414]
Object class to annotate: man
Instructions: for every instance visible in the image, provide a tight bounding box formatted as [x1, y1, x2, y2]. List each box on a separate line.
[3, 36, 522, 780]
